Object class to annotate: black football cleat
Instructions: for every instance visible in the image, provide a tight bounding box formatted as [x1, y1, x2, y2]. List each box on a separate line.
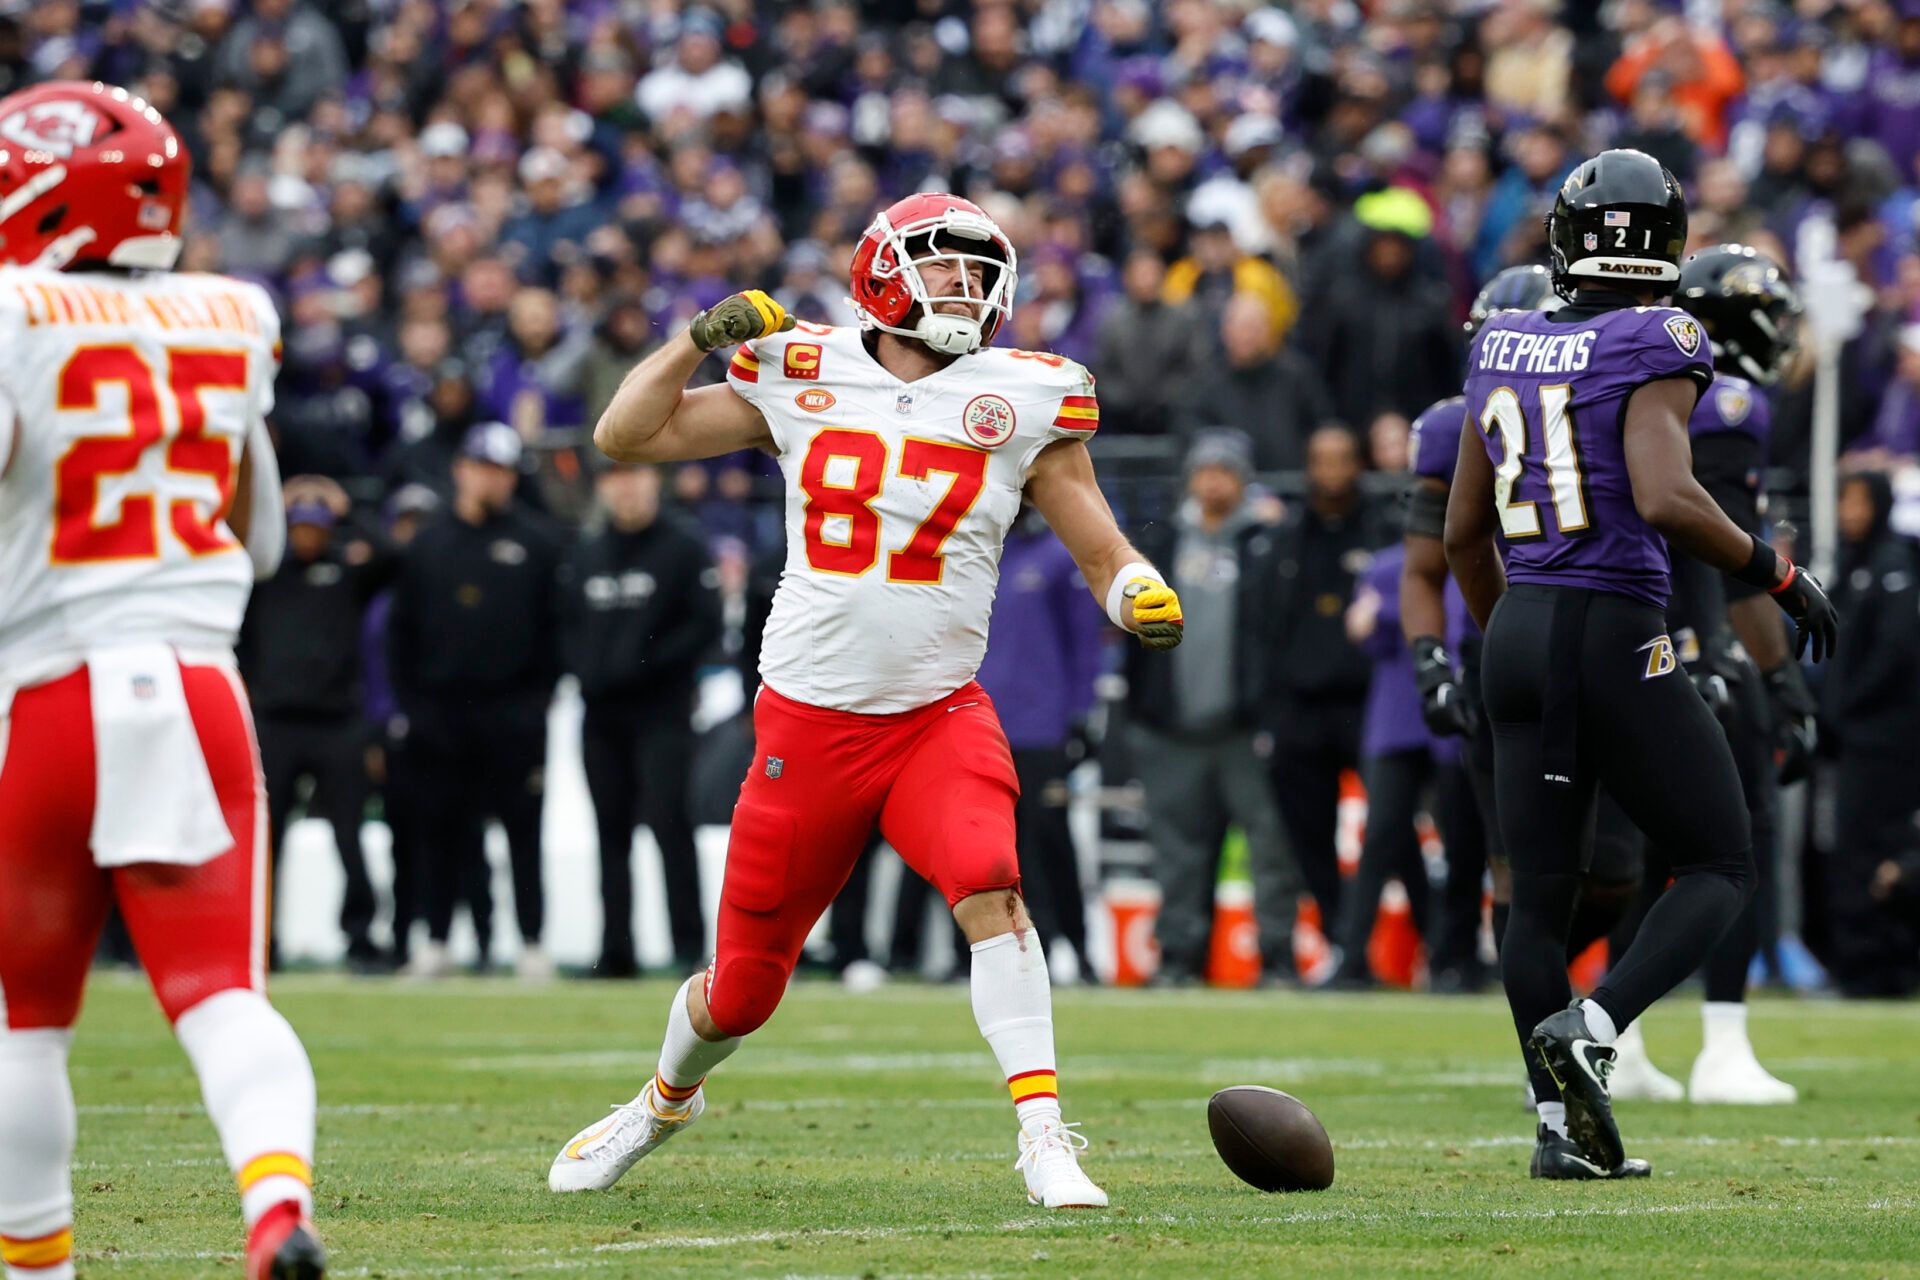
[268, 1223, 326, 1280]
[1529, 1002, 1625, 1173]
[246, 1207, 326, 1280]
[1529, 1125, 1651, 1180]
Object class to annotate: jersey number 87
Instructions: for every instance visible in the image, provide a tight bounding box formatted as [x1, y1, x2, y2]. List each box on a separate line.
[799, 428, 987, 584]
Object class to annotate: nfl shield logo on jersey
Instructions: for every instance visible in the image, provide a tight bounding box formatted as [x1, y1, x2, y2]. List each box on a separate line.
[765, 756, 784, 779]
[895, 392, 914, 416]
[962, 394, 1016, 448]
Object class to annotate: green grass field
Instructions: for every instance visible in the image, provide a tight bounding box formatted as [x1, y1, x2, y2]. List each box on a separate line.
[66, 974, 1920, 1278]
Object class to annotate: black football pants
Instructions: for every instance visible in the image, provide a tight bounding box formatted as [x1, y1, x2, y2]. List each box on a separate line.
[1482, 586, 1752, 1103]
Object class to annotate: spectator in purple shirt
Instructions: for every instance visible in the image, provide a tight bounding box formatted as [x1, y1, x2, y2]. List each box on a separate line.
[974, 508, 1110, 980]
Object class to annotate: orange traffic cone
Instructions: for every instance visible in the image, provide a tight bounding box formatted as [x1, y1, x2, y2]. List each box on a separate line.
[1206, 881, 1261, 988]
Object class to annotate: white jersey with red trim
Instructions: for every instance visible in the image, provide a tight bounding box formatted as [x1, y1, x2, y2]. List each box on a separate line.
[0, 266, 280, 675]
[727, 322, 1099, 713]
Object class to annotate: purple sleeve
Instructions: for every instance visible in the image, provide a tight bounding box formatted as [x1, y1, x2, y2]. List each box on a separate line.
[1410, 397, 1467, 481]
[1636, 309, 1715, 391]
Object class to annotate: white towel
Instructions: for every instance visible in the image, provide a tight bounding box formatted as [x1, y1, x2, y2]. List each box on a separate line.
[86, 643, 233, 867]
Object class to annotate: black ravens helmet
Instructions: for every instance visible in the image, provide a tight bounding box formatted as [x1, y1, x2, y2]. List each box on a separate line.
[1674, 244, 1802, 385]
[1465, 264, 1562, 338]
[1545, 149, 1688, 301]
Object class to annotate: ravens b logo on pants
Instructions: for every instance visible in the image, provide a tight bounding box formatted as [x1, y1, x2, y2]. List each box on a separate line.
[1637, 635, 1678, 679]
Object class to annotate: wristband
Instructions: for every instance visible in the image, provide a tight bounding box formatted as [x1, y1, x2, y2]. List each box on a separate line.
[1105, 561, 1164, 630]
[1731, 532, 1783, 591]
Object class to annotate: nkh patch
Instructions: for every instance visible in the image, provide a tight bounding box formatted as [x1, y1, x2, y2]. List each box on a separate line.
[1715, 384, 1751, 424]
[1663, 314, 1703, 357]
[1637, 634, 1678, 679]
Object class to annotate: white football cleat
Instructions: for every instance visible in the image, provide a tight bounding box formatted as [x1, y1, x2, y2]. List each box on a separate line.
[1689, 1044, 1798, 1105]
[1608, 1023, 1685, 1102]
[548, 1082, 705, 1192]
[1015, 1120, 1108, 1208]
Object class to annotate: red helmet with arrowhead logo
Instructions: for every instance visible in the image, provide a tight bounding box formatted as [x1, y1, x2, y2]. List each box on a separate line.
[0, 81, 190, 272]
[848, 193, 1017, 356]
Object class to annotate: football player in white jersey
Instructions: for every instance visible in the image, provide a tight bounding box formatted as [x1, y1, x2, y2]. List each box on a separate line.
[550, 193, 1183, 1208]
[0, 83, 323, 1279]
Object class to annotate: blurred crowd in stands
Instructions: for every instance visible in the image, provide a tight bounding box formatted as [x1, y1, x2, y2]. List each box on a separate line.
[39, 0, 1920, 993]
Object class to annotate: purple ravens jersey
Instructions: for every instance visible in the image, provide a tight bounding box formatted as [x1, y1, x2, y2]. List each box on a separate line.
[1464, 303, 1712, 608]
[1410, 396, 1468, 483]
[1688, 373, 1771, 449]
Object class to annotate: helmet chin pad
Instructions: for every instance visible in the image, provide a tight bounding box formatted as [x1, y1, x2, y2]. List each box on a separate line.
[916, 311, 984, 355]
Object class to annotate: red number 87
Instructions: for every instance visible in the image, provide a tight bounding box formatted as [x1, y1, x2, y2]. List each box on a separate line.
[799, 428, 988, 584]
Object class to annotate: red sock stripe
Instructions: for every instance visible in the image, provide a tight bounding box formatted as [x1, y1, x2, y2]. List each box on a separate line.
[654, 1073, 701, 1102]
[0, 1227, 73, 1270]
[1007, 1069, 1059, 1103]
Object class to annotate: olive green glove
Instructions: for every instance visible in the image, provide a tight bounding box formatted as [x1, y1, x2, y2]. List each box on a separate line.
[688, 289, 796, 352]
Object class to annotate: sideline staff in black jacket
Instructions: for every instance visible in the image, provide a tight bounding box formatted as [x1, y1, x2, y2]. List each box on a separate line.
[563, 462, 722, 976]
[239, 484, 392, 967]
[389, 423, 564, 977]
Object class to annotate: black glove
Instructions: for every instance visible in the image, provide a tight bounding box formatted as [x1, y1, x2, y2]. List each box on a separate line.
[1412, 635, 1477, 738]
[1688, 667, 1734, 724]
[1763, 662, 1819, 784]
[1770, 562, 1839, 663]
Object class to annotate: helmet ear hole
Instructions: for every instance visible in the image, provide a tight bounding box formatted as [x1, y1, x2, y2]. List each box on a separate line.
[36, 204, 66, 235]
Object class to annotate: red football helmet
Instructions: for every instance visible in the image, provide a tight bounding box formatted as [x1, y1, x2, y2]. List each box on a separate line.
[0, 81, 190, 272]
[848, 193, 1017, 355]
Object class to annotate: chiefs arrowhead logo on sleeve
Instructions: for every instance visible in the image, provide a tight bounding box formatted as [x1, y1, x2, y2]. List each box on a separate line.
[1663, 315, 1703, 357]
[0, 100, 103, 158]
[784, 343, 822, 380]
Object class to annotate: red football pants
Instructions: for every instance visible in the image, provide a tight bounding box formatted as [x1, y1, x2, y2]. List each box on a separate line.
[0, 661, 266, 1029]
[705, 680, 1021, 1035]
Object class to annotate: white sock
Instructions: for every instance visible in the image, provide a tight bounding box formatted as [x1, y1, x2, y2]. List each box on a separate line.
[1537, 1101, 1568, 1138]
[175, 990, 316, 1227]
[1578, 999, 1619, 1047]
[970, 930, 1062, 1130]
[654, 977, 740, 1110]
[1700, 1001, 1750, 1054]
[0, 1030, 76, 1280]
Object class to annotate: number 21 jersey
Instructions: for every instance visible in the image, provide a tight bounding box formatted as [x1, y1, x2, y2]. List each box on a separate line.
[1464, 301, 1711, 608]
[0, 265, 280, 672]
[727, 323, 1098, 713]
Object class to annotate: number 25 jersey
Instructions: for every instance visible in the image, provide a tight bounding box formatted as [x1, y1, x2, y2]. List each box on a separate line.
[0, 265, 280, 673]
[728, 323, 1098, 713]
[1464, 302, 1711, 608]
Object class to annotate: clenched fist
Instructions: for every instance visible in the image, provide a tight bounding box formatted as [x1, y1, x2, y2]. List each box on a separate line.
[689, 289, 797, 352]
[1124, 578, 1184, 651]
